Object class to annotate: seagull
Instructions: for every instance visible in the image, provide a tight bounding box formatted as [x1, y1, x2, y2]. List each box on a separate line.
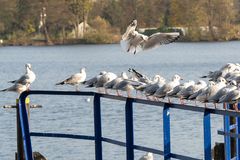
[139, 152, 153, 160]
[84, 71, 107, 87]
[121, 20, 180, 54]
[95, 72, 117, 93]
[104, 72, 128, 94]
[154, 74, 183, 102]
[169, 80, 195, 98]
[136, 75, 165, 92]
[188, 81, 214, 102]
[8, 63, 36, 89]
[219, 89, 240, 111]
[112, 79, 136, 97]
[128, 68, 151, 84]
[1, 83, 28, 95]
[56, 68, 86, 91]
[208, 80, 237, 104]
[143, 75, 166, 99]
[201, 63, 238, 81]
[196, 77, 226, 107]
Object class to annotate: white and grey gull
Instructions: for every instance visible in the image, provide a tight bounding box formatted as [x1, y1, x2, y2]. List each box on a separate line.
[56, 67, 86, 91]
[121, 20, 180, 54]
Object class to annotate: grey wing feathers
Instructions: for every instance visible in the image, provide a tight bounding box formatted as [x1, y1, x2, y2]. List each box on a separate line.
[9, 74, 29, 84]
[143, 32, 180, 50]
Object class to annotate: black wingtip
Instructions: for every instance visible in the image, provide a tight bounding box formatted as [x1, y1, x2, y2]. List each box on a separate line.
[55, 81, 64, 85]
[200, 76, 207, 78]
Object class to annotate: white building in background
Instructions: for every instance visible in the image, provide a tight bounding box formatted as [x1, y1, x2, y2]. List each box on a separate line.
[0, 39, 3, 44]
[69, 22, 92, 38]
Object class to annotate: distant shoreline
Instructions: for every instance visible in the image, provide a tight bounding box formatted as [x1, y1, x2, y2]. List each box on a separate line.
[0, 39, 239, 47]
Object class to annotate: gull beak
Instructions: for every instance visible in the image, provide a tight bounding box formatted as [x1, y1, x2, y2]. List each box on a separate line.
[131, 20, 137, 26]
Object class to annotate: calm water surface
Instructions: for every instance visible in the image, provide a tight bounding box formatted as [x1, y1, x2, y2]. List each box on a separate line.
[0, 42, 240, 159]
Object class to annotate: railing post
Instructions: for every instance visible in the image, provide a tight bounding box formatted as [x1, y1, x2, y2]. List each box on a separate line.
[125, 98, 134, 160]
[203, 110, 211, 160]
[163, 103, 171, 159]
[236, 103, 240, 160]
[19, 94, 33, 160]
[94, 94, 102, 160]
[224, 104, 231, 160]
[16, 99, 24, 160]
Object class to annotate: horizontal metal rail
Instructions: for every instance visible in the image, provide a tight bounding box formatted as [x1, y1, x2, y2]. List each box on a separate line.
[30, 132, 95, 140]
[18, 90, 240, 160]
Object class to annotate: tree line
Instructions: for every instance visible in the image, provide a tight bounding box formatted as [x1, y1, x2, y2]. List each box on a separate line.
[0, 0, 239, 45]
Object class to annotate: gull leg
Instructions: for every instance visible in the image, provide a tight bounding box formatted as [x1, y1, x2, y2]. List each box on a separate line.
[127, 90, 132, 98]
[76, 85, 80, 91]
[116, 90, 121, 96]
[223, 103, 227, 110]
[146, 95, 151, 100]
[214, 103, 217, 109]
[104, 88, 108, 94]
[135, 90, 139, 98]
[204, 103, 207, 108]
[168, 97, 171, 103]
[179, 98, 185, 105]
[156, 97, 161, 102]
[234, 103, 239, 111]
[105, 89, 109, 94]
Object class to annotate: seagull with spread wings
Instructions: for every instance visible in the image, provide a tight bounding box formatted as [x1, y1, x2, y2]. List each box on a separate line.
[121, 19, 181, 54]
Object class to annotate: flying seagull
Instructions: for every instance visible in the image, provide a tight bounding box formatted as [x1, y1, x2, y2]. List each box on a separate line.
[56, 68, 86, 91]
[121, 19, 180, 54]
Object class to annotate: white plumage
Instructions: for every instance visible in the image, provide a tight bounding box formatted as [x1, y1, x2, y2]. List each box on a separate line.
[9, 63, 36, 89]
[121, 20, 180, 54]
[139, 152, 153, 160]
[56, 68, 86, 91]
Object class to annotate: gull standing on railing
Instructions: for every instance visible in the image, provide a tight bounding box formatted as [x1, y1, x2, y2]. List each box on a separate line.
[208, 80, 237, 105]
[95, 72, 117, 93]
[8, 63, 36, 89]
[121, 19, 180, 54]
[154, 74, 183, 102]
[56, 67, 86, 91]
[104, 72, 128, 94]
[84, 71, 107, 88]
[1, 63, 36, 96]
[219, 89, 240, 111]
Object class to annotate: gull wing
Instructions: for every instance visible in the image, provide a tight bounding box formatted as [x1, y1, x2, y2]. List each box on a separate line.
[142, 32, 180, 50]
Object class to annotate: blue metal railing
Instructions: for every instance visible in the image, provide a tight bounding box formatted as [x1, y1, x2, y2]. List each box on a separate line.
[18, 90, 240, 160]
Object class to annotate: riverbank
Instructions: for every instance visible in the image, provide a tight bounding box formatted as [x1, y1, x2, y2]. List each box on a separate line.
[1, 38, 239, 47]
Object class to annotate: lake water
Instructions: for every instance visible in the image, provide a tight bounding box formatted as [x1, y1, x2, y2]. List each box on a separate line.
[0, 42, 240, 159]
